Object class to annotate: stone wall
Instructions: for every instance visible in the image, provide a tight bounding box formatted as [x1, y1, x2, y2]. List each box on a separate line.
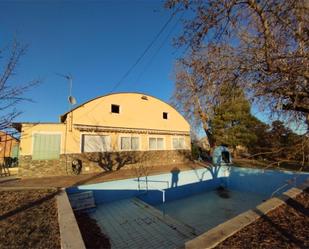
[18, 150, 192, 178]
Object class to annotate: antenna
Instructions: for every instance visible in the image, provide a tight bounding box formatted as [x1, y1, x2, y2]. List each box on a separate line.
[68, 96, 76, 105]
[55, 73, 77, 106]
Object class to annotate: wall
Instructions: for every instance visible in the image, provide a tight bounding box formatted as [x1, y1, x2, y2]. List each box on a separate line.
[0, 132, 19, 164]
[18, 150, 192, 177]
[66, 166, 309, 206]
[18, 123, 66, 156]
[18, 123, 191, 177]
[67, 166, 228, 205]
[228, 167, 309, 196]
[19, 124, 191, 155]
[62, 93, 190, 132]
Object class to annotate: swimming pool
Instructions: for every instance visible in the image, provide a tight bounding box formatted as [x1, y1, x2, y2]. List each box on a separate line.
[67, 166, 308, 248]
[155, 189, 266, 233]
[67, 165, 308, 205]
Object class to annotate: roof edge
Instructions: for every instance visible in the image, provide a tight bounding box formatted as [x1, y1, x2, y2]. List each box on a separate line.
[59, 92, 188, 125]
[12, 122, 63, 132]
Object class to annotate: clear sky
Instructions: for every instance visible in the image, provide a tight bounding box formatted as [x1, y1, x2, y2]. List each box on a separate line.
[1, 0, 187, 123]
[4, 0, 302, 135]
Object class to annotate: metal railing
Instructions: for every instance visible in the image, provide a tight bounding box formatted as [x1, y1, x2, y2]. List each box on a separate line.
[135, 176, 168, 214]
[271, 176, 297, 197]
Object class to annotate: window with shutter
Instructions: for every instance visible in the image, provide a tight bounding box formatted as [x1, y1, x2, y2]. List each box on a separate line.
[32, 134, 61, 160]
[148, 137, 165, 150]
[82, 135, 111, 152]
[120, 136, 140, 151]
[172, 137, 186, 149]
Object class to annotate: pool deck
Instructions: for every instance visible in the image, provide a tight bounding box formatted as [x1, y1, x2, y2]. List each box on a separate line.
[91, 198, 197, 249]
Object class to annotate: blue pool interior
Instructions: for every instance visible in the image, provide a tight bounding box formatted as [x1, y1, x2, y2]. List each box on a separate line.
[67, 166, 308, 234]
[155, 189, 266, 233]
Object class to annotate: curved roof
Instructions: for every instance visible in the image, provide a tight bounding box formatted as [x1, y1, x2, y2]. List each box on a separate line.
[60, 92, 190, 132]
[60, 92, 185, 121]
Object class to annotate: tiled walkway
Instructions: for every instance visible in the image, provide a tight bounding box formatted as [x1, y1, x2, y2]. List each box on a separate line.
[91, 198, 197, 249]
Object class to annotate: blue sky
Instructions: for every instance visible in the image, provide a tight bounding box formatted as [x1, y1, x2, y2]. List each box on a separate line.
[4, 0, 298, 135]
[1, 0, 188, 123]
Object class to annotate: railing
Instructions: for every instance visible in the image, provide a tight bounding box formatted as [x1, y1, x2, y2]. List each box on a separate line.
[271, 176, 297, 197]
[135, 176, 168, 215]
[135, 177, 169, 189]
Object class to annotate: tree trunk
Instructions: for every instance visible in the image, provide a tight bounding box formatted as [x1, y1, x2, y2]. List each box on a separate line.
[204, 128, 215, 149]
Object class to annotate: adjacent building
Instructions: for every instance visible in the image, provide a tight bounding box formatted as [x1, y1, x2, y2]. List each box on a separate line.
[14, 92, 191, 177]
[0, 131, 19, 166]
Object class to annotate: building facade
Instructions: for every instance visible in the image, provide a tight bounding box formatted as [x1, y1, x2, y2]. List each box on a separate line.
[14, 93, 191, 177]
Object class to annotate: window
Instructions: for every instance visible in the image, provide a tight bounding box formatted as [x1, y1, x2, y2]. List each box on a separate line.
[163, 112, 168, 119]
[149, 137, 164, 150]
[120, 136, 140, 151]
[172, 137, 186, 149]
[82, 135, 111, 152]
[111, 104, 120, 114]
[32, 133, 61, 160]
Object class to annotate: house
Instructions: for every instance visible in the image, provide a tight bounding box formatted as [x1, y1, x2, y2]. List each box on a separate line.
[0, 131, 19, 166]
[13, 92, 191, 177]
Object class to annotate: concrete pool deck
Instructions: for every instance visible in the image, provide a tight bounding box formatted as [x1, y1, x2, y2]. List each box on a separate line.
[91, 198, 197, 249]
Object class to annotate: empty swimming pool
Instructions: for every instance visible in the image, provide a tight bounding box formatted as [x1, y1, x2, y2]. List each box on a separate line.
[156, 189, 266, 234]
[67, 165, 308, 248]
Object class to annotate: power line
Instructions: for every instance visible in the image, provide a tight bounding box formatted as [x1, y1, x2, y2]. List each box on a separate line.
[135, 11, 184, 82]
[110, 10, 178, 93]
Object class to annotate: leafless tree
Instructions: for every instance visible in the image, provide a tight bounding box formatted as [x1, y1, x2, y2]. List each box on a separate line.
[167, 0, 309, 128]
[0, 39, 39, 131]
[172, 45, 239, 146]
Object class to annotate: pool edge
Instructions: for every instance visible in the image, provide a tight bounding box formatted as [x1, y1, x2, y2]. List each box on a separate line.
[183, 177, 309, 249]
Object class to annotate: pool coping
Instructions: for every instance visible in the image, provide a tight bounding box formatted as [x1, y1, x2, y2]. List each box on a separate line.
[183, 177, 309, 249]
[57, 188, 86, 249]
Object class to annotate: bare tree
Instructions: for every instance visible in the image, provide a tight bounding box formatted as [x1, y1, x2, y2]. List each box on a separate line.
[0, 39, 39, 131]
[167, 0, 309, 128]
[172, 44, 240, 146]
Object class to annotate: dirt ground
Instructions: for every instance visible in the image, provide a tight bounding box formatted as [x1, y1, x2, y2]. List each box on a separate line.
[75, 211, 111, 249]
[216, 188, 309, 249]
[0, 189, 60, 249]
[0, 163, 200, 188]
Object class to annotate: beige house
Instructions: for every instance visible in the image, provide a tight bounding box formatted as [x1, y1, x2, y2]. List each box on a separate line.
[14, 92, 191, 177]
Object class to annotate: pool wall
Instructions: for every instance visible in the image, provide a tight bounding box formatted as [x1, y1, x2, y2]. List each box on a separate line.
[67, 166, 229, 205]
[228, 167, 309, 196]
[66, 166, 309, 205]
